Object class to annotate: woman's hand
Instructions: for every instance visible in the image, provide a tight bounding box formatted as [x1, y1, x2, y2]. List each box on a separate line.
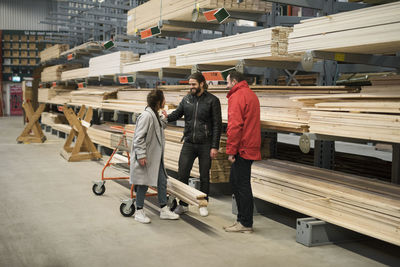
[139, 158, 147, 166]
[161, 110, 168, 118]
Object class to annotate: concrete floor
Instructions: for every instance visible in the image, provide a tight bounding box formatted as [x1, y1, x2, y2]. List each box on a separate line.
[1, 116, 399, 267]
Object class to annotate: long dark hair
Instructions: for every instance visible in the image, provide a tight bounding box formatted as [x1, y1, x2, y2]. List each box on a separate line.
[147, 89, 165, 123]
[189, 72, 208, 90]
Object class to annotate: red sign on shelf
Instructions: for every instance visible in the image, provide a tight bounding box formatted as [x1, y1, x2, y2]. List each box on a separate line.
[10, 85, 23, 116]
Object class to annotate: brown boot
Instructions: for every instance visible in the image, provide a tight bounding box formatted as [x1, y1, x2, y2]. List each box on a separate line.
[223, 221, 238, 230]
[224, 222, 253, 233]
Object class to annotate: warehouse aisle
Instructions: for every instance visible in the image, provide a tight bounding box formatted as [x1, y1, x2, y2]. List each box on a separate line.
[0, 117, 398, 267]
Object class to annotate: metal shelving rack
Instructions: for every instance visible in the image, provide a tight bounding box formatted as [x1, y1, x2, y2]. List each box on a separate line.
[36, 0, 400, 184]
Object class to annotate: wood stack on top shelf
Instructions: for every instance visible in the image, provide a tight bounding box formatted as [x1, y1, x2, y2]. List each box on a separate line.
[175, 26, 297, 67]
[127, 0, 272, 34]
[287, 1, 400, 55]
[39, 44, 70, 63]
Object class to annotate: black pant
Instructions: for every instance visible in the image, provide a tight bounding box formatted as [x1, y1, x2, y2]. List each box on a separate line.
[230, 154, 254, 227]
[178, 141, 211, 206]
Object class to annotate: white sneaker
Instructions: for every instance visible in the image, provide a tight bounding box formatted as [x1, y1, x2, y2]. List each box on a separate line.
[199, 207, 209, 217]
[174, 204, 188, 215]
[134, 209, 151, 224]
[160, 206, 179, 220]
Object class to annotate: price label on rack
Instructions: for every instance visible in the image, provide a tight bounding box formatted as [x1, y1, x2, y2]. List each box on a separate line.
[57, 106, 64, 112]
[52, 82, 57, 87]
[118, 76, 134, 84]
[77, 82, 87, 89]
[67, 53, 74, 61]
[140, 26, 161, 39]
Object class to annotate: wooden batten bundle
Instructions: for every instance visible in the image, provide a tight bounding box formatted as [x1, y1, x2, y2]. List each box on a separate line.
[88, 51, 139, 77]
[291, 91, 400, 142]
[60, 42, 103, 57]
[41, 64, 82, 82]
[175, 27, 295, 67]
[40, 44, 70, 63]
[288, 2, 400, 55]
[61, 68, 89, 81]
[123, 48, 178, 73]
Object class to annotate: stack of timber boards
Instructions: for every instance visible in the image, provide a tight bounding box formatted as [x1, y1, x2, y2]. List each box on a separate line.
[38, 87, 74, 104]
[275, 142, 392, 182]
[127, 0, 271, 34]
[288, 2, 400, 55]
[61, 67, 89, 81]
[40, 44, 70, 63]
[291, 88, 400, 143]
[176, 85, 355, 133]
[70, 86, 120, 107]
[175, 27, 296, 67]
[41, 64, 82, 82]
[167, 177, 208, 207]
[88, 51, 139, 77]
[123, 48, 178, 73]
[251, 159, 400, 246]
[60, 41, 103, 57]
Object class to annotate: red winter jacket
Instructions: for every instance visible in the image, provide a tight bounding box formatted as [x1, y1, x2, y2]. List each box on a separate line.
[226, 80, 261, 161]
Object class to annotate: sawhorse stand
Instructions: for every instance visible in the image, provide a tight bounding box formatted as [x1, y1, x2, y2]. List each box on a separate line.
[17, 102, 46, 143]
[60, 105, 102, 162]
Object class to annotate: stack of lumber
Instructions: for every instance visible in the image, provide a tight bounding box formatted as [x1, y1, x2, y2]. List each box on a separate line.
[38, 88, 73, 104]
[288, 2, 400, 55]
[48, 88, 74, 104]
[38, 88, 51, 103]
[41, 64, 82, 82]
[118, 88, 181, 109]
[176, 85, 354, 133]
[167, 176, 208, 207]
[276, 142, 392, 182]
[127, 0, 272, 34]
[175, 27, 295, 67]
[61, 67, 89, 81]
[60, 41, 103, 57]
[291, 89, 400, 142]
[88, 51, 139, 77]
[70, 86, 119, 106]
[123, 48, 178, 73]
[40, 44, 69, 62]
[41, 112, 68, 127]
[251, 159, 400, 246]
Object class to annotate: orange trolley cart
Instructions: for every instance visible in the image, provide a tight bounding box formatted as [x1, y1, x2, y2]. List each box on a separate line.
[91, 126, 158, 217]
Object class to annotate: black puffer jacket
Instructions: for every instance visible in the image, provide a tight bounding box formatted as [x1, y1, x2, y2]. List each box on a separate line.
[167, 91, 222, 149]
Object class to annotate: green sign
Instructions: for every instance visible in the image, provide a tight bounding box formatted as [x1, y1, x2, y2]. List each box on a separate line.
[214, 8, 230, 23]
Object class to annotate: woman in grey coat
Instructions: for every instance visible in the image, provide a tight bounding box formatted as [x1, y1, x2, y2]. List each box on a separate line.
[130, 89, 179, 223]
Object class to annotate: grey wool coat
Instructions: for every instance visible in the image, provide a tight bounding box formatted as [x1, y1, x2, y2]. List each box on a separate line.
[129, 107, 168, 187]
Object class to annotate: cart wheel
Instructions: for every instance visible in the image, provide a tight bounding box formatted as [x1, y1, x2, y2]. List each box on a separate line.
[120, 202, 135, 217]
[169, 198, 177, 212]
[92, 183, 106, 196]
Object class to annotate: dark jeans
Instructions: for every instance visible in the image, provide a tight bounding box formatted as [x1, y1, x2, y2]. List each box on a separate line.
[178, 141, 211, 206]
[230, 154, 254, 228]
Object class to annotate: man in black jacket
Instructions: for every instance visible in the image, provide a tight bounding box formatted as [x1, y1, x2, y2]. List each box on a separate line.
[164, 72, 222, 217]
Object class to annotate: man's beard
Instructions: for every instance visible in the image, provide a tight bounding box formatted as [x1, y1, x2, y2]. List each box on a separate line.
[190, 86, 201, 96]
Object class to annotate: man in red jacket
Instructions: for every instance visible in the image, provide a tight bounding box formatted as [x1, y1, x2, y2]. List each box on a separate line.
[224, 71, 261, 233]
